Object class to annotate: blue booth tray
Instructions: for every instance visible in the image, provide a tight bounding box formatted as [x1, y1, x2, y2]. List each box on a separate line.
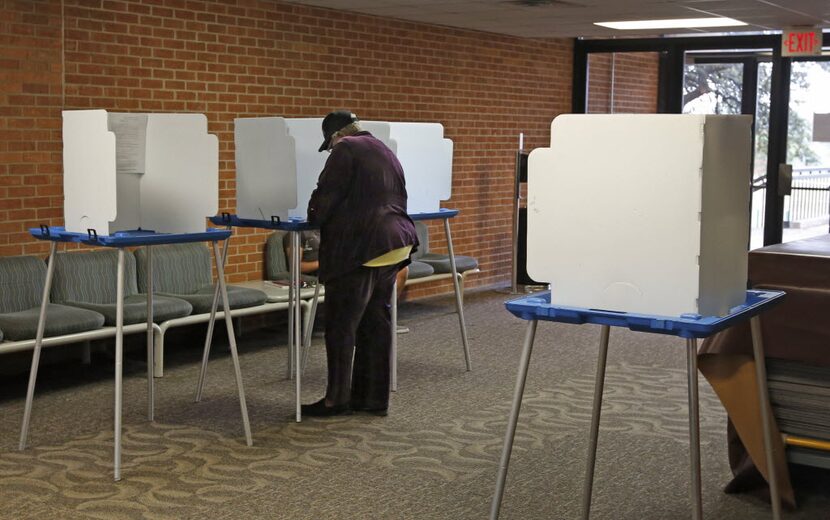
[505, 290, 786, 339]
[209, 214, 316, 231]
[210, 209, 458, 230]
[30, 226, 231, 247]
[409, 208, 459, 221]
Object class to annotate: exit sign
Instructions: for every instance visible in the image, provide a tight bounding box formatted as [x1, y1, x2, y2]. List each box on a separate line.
[782, 27, 823, 56]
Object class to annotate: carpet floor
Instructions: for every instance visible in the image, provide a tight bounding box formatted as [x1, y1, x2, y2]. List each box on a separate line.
[0, 289, 827, 519]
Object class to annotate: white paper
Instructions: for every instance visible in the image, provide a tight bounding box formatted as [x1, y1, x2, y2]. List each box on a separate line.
[107, 113, 148, 174]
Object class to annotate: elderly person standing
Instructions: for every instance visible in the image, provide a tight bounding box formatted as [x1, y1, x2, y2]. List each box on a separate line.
[303, 110, 418, 417]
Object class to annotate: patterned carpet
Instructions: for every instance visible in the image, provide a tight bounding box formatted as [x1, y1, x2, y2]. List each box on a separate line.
[0, 290, 827, 519]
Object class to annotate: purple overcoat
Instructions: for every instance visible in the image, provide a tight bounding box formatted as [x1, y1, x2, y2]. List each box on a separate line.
[307, 131, 418, 283]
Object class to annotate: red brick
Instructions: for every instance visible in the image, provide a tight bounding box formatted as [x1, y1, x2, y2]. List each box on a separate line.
[0, 0, 658, 299]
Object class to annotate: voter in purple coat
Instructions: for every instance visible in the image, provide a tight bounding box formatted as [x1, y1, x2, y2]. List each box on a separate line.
[303, 110, 418, 417]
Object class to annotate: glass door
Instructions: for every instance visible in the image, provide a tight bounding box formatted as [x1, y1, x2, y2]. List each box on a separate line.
[682, 52, 768, 249]
[781, 58, 830, 243]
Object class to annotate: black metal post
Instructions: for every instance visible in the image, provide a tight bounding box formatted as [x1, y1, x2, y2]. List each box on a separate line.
[763, 45, 791, 246]
[572, 39, 588, 113]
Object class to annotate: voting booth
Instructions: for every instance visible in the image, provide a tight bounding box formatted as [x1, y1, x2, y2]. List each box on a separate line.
[234, 117, 453, 219]
[232, 116, 470, 412]
[527, 114, 752, 317]
[362, 121, 453, 215]
[492, 115, 784, 520]
[62, 110, 219, 235]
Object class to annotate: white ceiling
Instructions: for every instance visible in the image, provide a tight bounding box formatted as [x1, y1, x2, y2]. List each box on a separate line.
[286, 0, 830, 39]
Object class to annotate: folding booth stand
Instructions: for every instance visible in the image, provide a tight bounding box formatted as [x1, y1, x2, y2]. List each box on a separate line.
[491, 114, 784, 519]
[21, 227, 251, 482]
[232, 117, 472, 412]
[490, 290, 785, 520]
[398, 209, 471, 390]
[17, 110, 253, 482]
[206, 215, 312, 422]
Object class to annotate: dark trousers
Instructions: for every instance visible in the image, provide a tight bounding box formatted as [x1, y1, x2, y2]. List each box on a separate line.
[323, 264, 398, 408]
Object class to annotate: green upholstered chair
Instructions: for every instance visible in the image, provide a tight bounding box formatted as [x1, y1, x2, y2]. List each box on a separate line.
[408, 259, 435, 279]
[412, 221, 479, 274]
[265, 231, 321, 285]
[265, 231, 290, 281]
[0, 255, 105, 341]
[134, 243, 267, 314]
[50, 250, 192, 325]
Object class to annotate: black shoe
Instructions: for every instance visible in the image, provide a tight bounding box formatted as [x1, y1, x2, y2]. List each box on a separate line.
[301, 398, 352, 417]
[351, 402, 388, 417]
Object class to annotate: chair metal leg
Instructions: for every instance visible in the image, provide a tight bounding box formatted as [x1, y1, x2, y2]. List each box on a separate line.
[581, 325, 611, 520]
[145, 245, 154, 421]
[212, 241, 253, 446]
[114, 248, 126, 481]
[444, 218, 472, 371]
[490, 320, 538, 520]
[154, 327, 165, 377]
[195, 237, 229, 402]
[80, 341, 92, 365]
[19, 241, 58, 451]
[458, 272, 465, 308]
[750, 316, 782, 520]
[391, 279, 398, 392]
[687, 338, 702, 520]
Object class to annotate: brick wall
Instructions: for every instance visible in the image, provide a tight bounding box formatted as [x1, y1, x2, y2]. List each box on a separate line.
[1, 0, 573, 299]
[587, 52, 659, 114]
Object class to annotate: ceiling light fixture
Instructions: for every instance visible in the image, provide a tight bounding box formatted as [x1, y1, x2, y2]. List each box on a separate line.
[594, 17, 747, 30]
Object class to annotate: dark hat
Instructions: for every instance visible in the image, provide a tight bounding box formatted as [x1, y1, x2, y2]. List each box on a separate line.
[319, 110, 359, 152]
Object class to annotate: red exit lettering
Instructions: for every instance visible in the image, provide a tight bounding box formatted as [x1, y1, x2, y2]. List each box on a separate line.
[782, 28, 823, 56]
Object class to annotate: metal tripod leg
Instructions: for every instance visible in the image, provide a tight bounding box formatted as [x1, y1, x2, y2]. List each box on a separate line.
[581, 325, 611, 520]
[145, 245, 154, 421]
[391, 279, 398, 392]
[114, 248, 126, 480]
[687, 338, 702, 520]
[291, 231, 302, 422]
[750, 316, 782, 520]
[19, 241, 58, 451]
[195, 237, 230, 402]
[490, 320, 538, 520]
[212, 241, 252, 446]
[444, 218, 472, 371]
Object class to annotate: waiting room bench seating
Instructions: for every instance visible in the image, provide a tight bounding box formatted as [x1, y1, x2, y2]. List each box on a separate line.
[405, 221, 480, 304]
[265, 223, 479, 352]
[133, 243, 285, 377]
[0, 254, 161, 356]
[264, 231, 326, 349]
[265, 224, 480, 296]
[51, 250, 193, 325]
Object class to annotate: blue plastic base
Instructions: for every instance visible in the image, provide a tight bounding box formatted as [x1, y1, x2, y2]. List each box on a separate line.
[209, 214, 316, 231]
[505, 290, 786, 339]
[30, 227, 231, 247]
[210, 208, 459, 230]
[409, 208, 459, 221]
